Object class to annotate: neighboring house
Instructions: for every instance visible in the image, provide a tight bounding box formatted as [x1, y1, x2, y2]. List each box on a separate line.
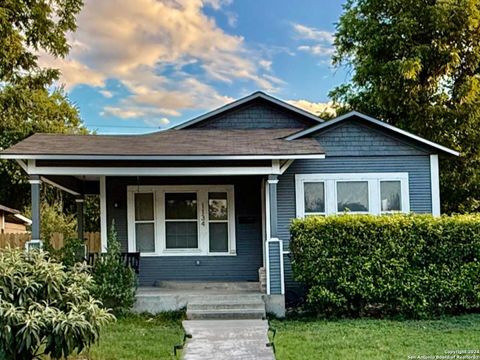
[0, 204, 31, 234]
[0, 91, 459, 316]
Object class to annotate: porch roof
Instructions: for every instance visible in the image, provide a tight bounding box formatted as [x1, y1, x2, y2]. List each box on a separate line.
[0, 128, 325, 160]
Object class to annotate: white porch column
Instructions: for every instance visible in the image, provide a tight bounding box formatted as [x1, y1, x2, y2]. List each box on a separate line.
[100, 176, 107, 252]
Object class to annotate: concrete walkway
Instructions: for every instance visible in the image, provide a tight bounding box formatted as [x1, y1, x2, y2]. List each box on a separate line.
[182, 320, 275, 360]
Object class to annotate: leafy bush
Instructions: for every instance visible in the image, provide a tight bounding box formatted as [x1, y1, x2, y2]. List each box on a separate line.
[92, 224, 137, 316]
[290, 214, 480, 318]
[54, 237, 86, 268]
[0, 248, 114, 360]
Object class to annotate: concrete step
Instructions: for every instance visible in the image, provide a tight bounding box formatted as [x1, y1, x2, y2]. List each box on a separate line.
[187, 301, 265, 311]
[186, 308, 266, 320]
[189, 293, 264, 302]
[155, 281, 261, 292]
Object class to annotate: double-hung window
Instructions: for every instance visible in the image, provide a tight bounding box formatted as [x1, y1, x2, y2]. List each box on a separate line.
[296, 173, 409, 217]
[127, 185, 235, 256]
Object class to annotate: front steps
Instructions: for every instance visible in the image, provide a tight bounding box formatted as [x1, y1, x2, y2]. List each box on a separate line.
[134, 282, 267, 319]
[186, 294, 266, 320]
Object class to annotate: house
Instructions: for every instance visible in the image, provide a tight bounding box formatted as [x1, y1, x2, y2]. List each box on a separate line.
[0, 204, 31, 234]
[0, 91, 459, 316]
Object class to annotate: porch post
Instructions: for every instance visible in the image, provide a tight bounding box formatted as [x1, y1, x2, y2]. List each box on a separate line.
[29, 175, 41, 241]
[268, 175, 278, 238]
[75, 197, 85, 241]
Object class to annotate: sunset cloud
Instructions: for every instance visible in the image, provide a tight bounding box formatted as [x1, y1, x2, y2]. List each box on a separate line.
[41, 0, 280, 125]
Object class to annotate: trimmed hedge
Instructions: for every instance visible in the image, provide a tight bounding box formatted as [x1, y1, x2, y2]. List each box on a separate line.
[290, 214, 480, 318]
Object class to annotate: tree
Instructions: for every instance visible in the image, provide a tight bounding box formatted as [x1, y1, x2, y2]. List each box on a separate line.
[0, 248, 114, 360]
[331, 0, 480, 213]
[0, 0, 86, 210]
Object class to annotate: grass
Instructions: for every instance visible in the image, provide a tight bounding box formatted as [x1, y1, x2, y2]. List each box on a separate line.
[70, 312, 480, 359]
[74, 312, 185, 360]
[270, 314, 480, 360]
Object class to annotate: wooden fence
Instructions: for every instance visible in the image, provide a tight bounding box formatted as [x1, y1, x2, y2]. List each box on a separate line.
[0, 232, 101, 252]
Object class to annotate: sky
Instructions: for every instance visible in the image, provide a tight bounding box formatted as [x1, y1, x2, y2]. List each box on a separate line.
[41, 0, 349, 134]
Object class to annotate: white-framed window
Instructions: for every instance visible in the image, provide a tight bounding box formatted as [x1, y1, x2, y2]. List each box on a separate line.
[127, 185, 236, 256]
[295, 173, 410, 217]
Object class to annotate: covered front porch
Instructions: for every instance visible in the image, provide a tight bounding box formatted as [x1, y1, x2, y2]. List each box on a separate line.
[21, 159, 288, 316]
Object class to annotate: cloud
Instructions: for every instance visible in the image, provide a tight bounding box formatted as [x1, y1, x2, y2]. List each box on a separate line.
[99, 90, 113, 98]
[292, 23, 334, 43]
[41, 0, 281, 125]
[297, 45, 335, 57]
[287, 99, 337, 117]
[292, 23, 334, 59]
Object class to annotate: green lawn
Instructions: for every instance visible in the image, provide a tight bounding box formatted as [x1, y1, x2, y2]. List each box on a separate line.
[73, 313, 480, 359]
[75, 313, 185, 360]
[271, 314, 480, 360]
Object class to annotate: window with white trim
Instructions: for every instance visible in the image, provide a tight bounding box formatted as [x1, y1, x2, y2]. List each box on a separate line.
[295, 173, 410, 217]
[127, 185, 236, 256]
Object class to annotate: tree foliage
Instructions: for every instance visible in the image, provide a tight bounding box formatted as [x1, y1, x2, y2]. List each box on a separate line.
[0, 0, 86, 210]
[331, 0, 480, 213]
[0, 248, 114, 360]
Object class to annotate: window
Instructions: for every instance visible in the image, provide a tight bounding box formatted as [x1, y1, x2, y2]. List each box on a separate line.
[208, 192, 228, 252]
[337, 181, 369, 212]
[380, 181, 401, 212]
[296, 173, 409, 217]
[127, 185, 235, 256]
[134, 193, 155, 253]
[165, 193, 198, 249]
[303, 182, 325, 216]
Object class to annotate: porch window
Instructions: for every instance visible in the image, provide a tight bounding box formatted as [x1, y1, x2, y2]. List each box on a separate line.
[295, 173, 410, 217]
[165, 193, 198, 249]
[208, 192, 228, 252]
[134, 193, 155, 253]
[127, 185, 236, 256]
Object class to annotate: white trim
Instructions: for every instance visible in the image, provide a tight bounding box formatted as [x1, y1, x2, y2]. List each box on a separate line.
[99, 176, 107, 252]
[173, 91, 324, 129]
[28, 179, 41, 185]
[265, 181, 271, 295]
[13, 214, 32, 225]
[280, 159, 294, 174]
[127, 185, 236, 256]
[430, 154, 441, 216]
[295, 172, 410, 217]
[286, 111, 460, 156]
[15, 159, 28, 172]
[41, 176, 81, 196]
[22, 164, 322, 177]
[1, 154, 326, 161]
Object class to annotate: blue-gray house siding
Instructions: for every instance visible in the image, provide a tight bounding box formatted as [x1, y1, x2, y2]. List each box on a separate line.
[278, 120, 434, 293]
[187, 100, 317, 129]
[106, 176, 264, 286]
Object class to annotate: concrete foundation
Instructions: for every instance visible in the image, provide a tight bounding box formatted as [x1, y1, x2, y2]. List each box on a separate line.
[134, 285, 286, 318]
[264, 294, 285, 318]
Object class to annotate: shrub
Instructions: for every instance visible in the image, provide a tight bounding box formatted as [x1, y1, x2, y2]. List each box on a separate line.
[0, 248, 114, 360]
[290, 214, 480, 318]
[92, 223, 137, 316]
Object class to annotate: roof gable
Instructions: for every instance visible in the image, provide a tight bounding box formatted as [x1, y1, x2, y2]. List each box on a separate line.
[286, 111, 459, 156]
[174, 92, 324, 130]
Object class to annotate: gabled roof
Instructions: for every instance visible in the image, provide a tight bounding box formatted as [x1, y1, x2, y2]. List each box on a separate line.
[173, 91, 325, 129]
[286, 111, 460, 156]
[0, 128, 325, 160]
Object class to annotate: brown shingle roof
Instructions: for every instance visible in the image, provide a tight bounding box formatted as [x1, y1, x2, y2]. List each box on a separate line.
[1, 128, 324, 158]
